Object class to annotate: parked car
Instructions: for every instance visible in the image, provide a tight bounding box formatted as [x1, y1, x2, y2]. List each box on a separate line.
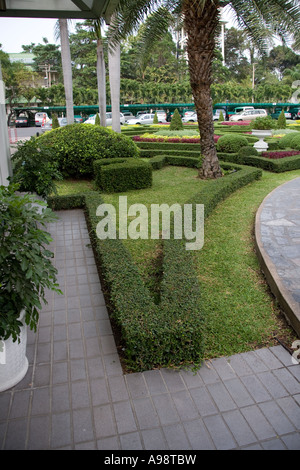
[84, 113, 125, 125]
[128, 113, 167, 125]
[182, 112, 198, 123]
[74, 115, 83, 123]
[291, 108, 300, 120]
[41, 117, 68, 133]
[122, 111, 135, 122]
[15, 116, 29, 127]
[35, 112, 49, 127]
[229, 109, 267, 122]
[270, 107, 293, 120]
[154, 109, 167, 121]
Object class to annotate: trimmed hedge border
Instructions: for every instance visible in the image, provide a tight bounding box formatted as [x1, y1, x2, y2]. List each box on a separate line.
[93, 157, 152, 192]
[218, 152, 300, 172]
[47, 161, 262, 371]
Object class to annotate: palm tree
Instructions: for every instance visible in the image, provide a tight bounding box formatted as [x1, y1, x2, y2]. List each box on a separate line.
[108, 0, 300, 178]
[108, 33, 121, 132]
[84, 19, 107, 127]
[55, 19, 74, 125]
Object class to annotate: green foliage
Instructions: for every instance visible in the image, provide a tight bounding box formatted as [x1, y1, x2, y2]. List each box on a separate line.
[169, 108, 183, 130]
[153, 112, 159, 124]
[95, 113, 101, 126]
[0, 185, 62, 342]
[290, 133, 300, 150]
[218, 110, 225, 122]
[239, 146, 259, 157]
[93, 158, 152, 192]
[251, 115, 277, 130]
[278, 132, 300, 149]
[217, 151, 300, 172]
[277, 110, 286, 129]
[216, 133, 249, 153]
[51, 114, 60, 129]
[48, 161, 261, 371]
[37, 124, 140, 178]
[11, 138, 62, 197]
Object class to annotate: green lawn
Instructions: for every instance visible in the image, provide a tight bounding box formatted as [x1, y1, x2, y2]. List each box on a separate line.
[54, 166, 300, 359]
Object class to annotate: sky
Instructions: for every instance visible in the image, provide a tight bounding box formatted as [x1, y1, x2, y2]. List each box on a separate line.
[0, 8, 238, 55]
[0, 17, 79, 54]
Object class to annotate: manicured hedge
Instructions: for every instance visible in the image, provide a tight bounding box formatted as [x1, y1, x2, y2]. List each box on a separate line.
[47, 160, 262, 371]
[93, 157, 152, 192]
[217, 151, 300, 172]
[37, 123, 140, 178]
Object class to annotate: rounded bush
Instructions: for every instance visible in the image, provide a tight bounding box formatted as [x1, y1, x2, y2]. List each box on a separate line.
[37, 123, 140, 178]
[239, 145, 259, 157]
[216, 133, 248, 153]
[290, 133, 300, 150]
[278, 132, 300, 150]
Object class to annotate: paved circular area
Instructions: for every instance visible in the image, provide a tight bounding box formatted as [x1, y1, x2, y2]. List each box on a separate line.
[255, 176, 300, 337]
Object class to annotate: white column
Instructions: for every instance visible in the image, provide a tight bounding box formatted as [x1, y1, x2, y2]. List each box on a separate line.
[0, 62, 12, 186]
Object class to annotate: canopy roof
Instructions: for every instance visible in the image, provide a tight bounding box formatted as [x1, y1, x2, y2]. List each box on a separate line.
[0, 0, 119, 21]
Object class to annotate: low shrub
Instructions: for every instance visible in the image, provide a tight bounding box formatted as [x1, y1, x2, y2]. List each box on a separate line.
[37, 124, 140, 178]
[216, 133, 249, 153]
[290, 133, 300, 150]
[251, 115, 276, 130]
[217, 151, 300, 172]
[11, 138, 62, 197]
[93, 158, 152, 192]
[239, 146, 259, 157]
[169, 109, 184, 130]
[47, 161, 261, 371]
[278, 132, 299, 149]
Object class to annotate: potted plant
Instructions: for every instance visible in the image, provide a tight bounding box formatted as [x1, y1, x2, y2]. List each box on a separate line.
[0, 184, 62, 391]
[251, 116, 275, 152]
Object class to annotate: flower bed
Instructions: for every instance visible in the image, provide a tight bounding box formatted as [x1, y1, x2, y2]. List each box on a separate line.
[262, 150, 300, 159]
[132, 134, 221, 143]
[219, 121, 251, 126]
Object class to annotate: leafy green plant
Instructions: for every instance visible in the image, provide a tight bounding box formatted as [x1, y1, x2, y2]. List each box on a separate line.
[251, 115, 276, 130]
[51, 114, 60, 129]
[37, 124, 140, 178]
[11, 138, 62, 197]
[216, 133, 249, 153]
[239, 145, 259, 157]
[218, 111, 224, 122]
[153, 112, 159, 124]
[0, 185, 62, 342]
[277, 110, 287, 129]
[93, 158, 152, 192]
[95, 113, 101, 126]
[169, 108, 183, 130]
[278, 132, 299, 149]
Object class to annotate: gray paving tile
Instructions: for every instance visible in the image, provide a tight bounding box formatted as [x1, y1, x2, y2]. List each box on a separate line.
[240, 405, 276, 441]
[183, 419, 215, 450]
[189, 386, 218, 417]
[258, 401, 296, 435]
[163, 423, 191, 450]
[257, 370, 289, 399]
[132, 397, 160, 430]
[203, 414, 236, 450]
[222, 409, 256, 447]
[207, 381, 237, 412]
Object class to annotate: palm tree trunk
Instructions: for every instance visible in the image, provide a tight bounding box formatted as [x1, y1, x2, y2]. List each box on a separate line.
[183, 0, 222, 178]
[59, 18, 74, 125]
[108, 38, 121, 133]
[96, 36, 107, 127]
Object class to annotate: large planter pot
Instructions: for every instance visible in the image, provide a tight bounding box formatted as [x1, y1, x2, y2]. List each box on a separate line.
[252, 130, 272, 152]
[0, 311, 29, 392]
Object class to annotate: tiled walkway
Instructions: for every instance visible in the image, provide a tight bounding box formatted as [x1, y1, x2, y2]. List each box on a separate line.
[0, 209, 299, 450]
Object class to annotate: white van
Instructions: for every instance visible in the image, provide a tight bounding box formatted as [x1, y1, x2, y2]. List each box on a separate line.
[35, 112, 49, 127]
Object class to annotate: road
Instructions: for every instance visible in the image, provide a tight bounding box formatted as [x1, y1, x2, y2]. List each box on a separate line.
[8, 126, 42, 142]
